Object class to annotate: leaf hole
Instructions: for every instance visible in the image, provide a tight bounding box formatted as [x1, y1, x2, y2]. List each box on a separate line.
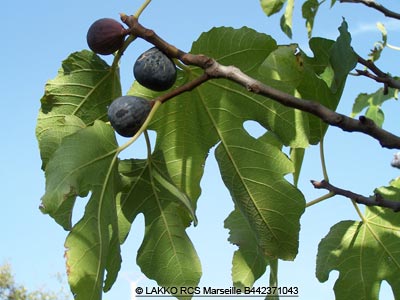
[380, 280, 395, 299]
[243, 120, 267, 139]
[71, 192, 91, 227]
[120, 213, 145, 256]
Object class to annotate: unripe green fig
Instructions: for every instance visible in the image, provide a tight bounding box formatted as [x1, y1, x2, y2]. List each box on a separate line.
[87, 18, 128, 55]
[134, 47, 177, 91]
[107, 96, 152, 137]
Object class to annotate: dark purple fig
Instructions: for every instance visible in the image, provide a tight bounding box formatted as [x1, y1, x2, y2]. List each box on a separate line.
[134, 47, 177, 91]
[107, 96, 153, 137]
[86, 18, 128, 55]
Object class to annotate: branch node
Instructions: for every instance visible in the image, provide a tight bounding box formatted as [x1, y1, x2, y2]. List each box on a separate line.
[375, 193, 384, 202]
[359, 115, 375, 127]
[311, 179, 400, 212]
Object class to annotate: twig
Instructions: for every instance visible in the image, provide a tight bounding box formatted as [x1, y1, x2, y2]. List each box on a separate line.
[311, 179, 400, 212]
[339, 0, 400, 20]
[121, 15, 400, 149]
[156, 73, 210, 104]
[357, 55, 400, 90]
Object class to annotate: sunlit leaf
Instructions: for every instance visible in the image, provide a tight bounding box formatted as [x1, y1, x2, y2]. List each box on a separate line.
[152, 166, 198, 226]
[299, 20, 357, 143]
[351, 87, 396, 127]
[216, 128, 305, 260]
[290, 147, 305, 187]
[41, 121, 121, 300]
[36, 50, 121, 169]
[35, 114, 85, 169]
[36, 23, 358, 300]
[316, 206, 400, 300]
[369, 22, 387, 62]
[280, 0, 294, 39]
[260, 0, 286, 16]
[117, 158, 201, 296]
[225, 208, 269, 287]
[302, 0, 320, 38]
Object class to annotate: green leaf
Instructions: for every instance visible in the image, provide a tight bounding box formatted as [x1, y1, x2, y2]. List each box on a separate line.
[255, 44, 310, 147]
[152, 167, 198, 226]
[369, 22, 387, 62]
[290, 147, 305, 187]
[130, 26, 307, 279]
[216, 129, 305, 260]
[260, 0, 286, 16]
[375, 177, 400, 196]
[280, 0, 294, 39]
[189, 28, 306, 260]
[302, 0, 320, 38]
[36, 50, 121, 169]
[329, 20, 357, 93]
[365, 106, 384, 127]
[298, 21, 357, 143]
[35, 114, 86, 169]
[225, 208, 269, 287]
[127, 25, 351, 288]
[117, 158, 201, 295]
[132, 27, 282, 200]
[316, 206, 400, 300]
[40, 121, 121, 300]
[351, 87, 396, 127]
[257, 32, 354, 144]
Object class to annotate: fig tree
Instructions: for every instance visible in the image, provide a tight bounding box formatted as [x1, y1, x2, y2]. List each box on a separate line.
[134, 47, 177, 91]
[107, 96, 152, 137]
[87, 18, 128, 55]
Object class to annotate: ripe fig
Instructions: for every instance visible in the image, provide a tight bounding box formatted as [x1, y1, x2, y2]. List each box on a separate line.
[107, 96, 152, 137]
[87, 18, 128, 55]
[133, 47, 177, 91]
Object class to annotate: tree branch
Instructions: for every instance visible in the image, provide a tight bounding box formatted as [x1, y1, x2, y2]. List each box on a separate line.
[339, 0, 400, 20]
[156, 73, 210, 103]
[357, 55, 400, 91]
[311, 179, 400, 212]
[121, 15, 400, 149]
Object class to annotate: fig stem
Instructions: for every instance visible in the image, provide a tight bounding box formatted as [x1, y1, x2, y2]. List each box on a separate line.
[319, 138, 329, 182]
[134, 0, 152, 18]
[121, 15, 181, 59]
[305, 192, 335, 208]
[144, 130, 152, 159]
[174, 58, 191, 72]
[111, 34, 138, 70]
[155, 73, 210, 104]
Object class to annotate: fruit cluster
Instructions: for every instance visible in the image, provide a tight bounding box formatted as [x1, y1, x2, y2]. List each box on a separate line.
[86, 18, 177, 137]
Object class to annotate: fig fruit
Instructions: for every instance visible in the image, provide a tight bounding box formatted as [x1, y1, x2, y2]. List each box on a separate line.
[107, 96, 152, 137]
[87, 18, 128, 55]
[133, 47, 177, 91]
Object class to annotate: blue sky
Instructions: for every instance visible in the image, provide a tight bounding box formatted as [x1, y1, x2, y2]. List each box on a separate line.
[2, 0, 400, 299]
